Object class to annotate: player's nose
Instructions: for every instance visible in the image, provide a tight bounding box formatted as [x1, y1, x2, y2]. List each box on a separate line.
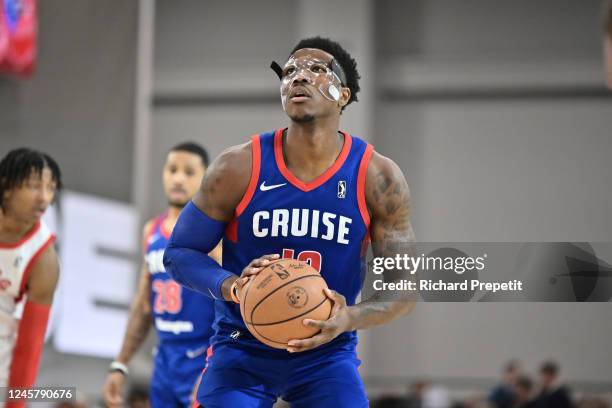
[172, 172, 187, 183]
[38, 186, 53, 204]
[292, 70, 311, 84]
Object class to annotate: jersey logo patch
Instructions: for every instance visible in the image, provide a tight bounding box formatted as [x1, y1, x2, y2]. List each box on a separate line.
[260, 181, 287, 192]
[337, 180, 347, 198]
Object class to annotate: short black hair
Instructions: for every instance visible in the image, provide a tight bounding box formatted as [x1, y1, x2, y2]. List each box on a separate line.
[540, 361, 559, 376]
[516, 376, 533, 391]
[169, 142, 209, 167]
[291, 36, 361, 110]
[0, 148, 62, 208]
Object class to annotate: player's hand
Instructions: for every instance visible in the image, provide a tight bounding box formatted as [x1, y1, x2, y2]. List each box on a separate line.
[286, 288, 354, 353]
[103, 371, 125, 407]
[234, 253, 280, 297]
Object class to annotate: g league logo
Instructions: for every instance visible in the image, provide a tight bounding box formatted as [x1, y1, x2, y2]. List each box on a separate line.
[337, 180, 346, 198]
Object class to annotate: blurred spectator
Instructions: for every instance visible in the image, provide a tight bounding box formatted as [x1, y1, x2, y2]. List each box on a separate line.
[577, 398, 610, 408]
[371, 394, 408, 408]
[54, 402, 87, 408]
[533, 361, 573, 408]
[405, 380, 428, 408]
[514, 376, 536, 408]
[127, 385, 150, 408]
[423, 383, 451, 408]
[489, 360, 520, 408]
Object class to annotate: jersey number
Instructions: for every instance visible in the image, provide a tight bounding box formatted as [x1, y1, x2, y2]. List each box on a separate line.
[152, 280, 182, 314]
[282, 248, 322, 272]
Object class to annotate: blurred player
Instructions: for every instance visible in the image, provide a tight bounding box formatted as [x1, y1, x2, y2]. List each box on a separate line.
[0, 148, 61, 408]
[604, 0, 612, 88]
[103, 142, 220, 408]
[164, 37, 416, 407]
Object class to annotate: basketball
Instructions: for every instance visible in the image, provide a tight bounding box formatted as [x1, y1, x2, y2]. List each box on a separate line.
[239, 258, 333, 349]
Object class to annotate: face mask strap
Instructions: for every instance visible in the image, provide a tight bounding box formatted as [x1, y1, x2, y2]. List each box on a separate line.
[270, 61, 283, 80]
[330, 59, 347, 86]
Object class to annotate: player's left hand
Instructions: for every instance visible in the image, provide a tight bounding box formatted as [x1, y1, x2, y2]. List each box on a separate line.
[286, 288, 354, 353]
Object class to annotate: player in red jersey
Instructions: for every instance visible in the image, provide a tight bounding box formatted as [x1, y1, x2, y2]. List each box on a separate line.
[0, 148, 61, 408]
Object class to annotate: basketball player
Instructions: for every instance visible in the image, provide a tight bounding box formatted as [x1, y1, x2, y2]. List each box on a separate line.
[164, 37, 416, 407]
[0, 148, 61, 408]
[604, 0, 612, 88]
[103, 142, 221, 408]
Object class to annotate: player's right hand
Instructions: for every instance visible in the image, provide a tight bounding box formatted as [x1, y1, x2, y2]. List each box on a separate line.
[234, 253, 280, 296]
[103, 371, 125, 407]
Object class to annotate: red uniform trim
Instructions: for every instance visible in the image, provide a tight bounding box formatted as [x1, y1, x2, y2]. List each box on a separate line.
[274, 128, 353, 192]
[357, 144, 374, 228]
[0, 221, 41, 249]
[236, 135, 262, 217]
[142, 216, 163, 251]
[226, 135, 261, 244]
[17, 235, 56, 299]
[190, 345, 214, 408]
[159, 213, 172, 240]
[8, 301, 51, 393]
[225, 219, 238, 243]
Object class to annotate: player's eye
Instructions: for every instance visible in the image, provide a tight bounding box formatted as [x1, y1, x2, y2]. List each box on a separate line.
[310, 64, 327, 74]
[185, 169, 195, 177]
[27, 179, 42, 189]
[283, 66, 296, 77]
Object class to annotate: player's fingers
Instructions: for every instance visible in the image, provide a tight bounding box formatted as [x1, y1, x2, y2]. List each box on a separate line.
[107, 396, 123, 408]
[325, 288, 346, 305]
[287, 333, 330, 352]
[261, 253, 280, 260]
[251, 254, 280, 267]
[242, 266, 262, 276]
[302, 318, 330, 330]
[250, 259, 272, 268]
[104, 391, 122, 407]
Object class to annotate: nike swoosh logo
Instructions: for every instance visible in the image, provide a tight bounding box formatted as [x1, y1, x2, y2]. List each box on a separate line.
[260, 181, 287, 191]
[186, 346, 208, 359]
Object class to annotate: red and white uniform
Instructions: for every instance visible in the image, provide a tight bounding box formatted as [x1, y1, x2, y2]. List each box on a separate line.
[0, 221, 54, 388]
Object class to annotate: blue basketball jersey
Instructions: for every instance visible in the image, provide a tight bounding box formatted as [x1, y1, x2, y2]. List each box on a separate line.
[145, 214, 216, 344]
[216, 128, 373, 348]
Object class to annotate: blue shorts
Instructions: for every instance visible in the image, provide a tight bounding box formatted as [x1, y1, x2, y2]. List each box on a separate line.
[195, 330, 368, 408]
[150, 342, 209, 408]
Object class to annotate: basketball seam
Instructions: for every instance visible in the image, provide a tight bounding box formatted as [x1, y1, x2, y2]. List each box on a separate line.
[247, 297, 332, 346]
[241, 258, 286, 315]
[245, 296, 330, 326]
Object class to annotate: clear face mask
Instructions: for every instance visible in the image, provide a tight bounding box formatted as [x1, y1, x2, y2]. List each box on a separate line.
[271, 54, 347, 110]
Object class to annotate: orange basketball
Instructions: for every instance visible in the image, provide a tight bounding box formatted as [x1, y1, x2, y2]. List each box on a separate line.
[239, 258, 332, 349]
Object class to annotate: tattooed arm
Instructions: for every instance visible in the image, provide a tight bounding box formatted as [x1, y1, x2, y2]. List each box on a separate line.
[348, 151, 416, 329]
[286, 151, 415, 352]
[103, 221, 154, 407]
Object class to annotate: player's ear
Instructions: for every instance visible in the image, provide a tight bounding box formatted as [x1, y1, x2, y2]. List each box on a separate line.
[338, 87, 351, 108]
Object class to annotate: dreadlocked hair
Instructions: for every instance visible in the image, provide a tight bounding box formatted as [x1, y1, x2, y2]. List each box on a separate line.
[0, 148, 62, 208]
